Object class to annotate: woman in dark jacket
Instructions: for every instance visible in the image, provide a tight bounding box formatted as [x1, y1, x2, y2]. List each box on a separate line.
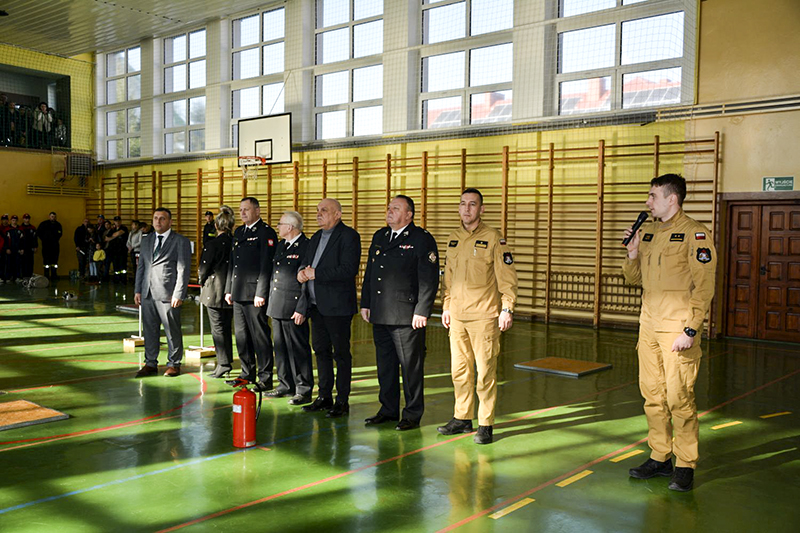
[199, 206, 235, 378]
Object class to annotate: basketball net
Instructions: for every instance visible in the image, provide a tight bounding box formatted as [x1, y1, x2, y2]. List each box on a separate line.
[239, 156, 265, 181]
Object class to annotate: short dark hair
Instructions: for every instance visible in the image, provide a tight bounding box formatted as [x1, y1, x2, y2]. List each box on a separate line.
[394, 195, 415, 215]
[49, 211, 56, 216]
[651, 173, 687, 206]
[154, 207, 172, 218]
[461, 187, 484, 205]
[241, 196, 260, 207]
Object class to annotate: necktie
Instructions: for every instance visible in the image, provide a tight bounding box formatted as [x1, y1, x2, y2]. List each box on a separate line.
[390, 232, 396, 242]
[154, 235, 163, 259]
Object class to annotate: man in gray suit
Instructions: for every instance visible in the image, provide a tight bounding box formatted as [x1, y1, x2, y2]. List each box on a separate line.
[134, 207, 192, 377]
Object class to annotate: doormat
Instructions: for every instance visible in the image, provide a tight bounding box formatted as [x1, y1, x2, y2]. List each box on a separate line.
[0, 400, 69, 431]
[514, 357, 612, 378]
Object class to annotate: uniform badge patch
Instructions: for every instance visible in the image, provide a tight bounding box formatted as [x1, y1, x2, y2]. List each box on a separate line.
[475, 240, 488, 249]
[503, 252, 513, 265]
[428, 251, 437, 264]
[400, 244, 414, 250]
[268, 239, 275, 246]
[696, 247, 712, 264]
[375, 249, 381, 255]
[448, 240, 458, 247]
[499, 238, 507, 245]
[670, 233, 685, 242]
[695, 232, 706, 240]
[286, 254, 299, 259]
[642, 233, 653, 242]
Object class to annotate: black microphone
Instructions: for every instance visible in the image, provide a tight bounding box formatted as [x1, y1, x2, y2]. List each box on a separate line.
[622, 211, 649, 245]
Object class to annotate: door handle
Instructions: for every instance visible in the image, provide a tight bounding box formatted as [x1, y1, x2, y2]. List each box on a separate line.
[760, 265, 767, 275]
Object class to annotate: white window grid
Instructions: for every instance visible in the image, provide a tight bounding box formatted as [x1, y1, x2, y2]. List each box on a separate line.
[164, 97, 206, 154]
[314, 63, 383, 139]
[105, 106, 142, 160]
[419, 0, 514, 130]
[104, 46, 141, 105]
[314, 1, 384, 139]
[164, 29, 207, 94]
[230, 7, 287, 145]
[231, 82, 287, 147]
[554, 0, 695, 116]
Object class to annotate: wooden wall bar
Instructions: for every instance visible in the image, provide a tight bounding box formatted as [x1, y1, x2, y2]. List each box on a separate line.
[91, 134, 720, 328]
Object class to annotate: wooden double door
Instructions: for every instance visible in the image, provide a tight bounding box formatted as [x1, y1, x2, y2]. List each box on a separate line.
[727, 202, 800, 343]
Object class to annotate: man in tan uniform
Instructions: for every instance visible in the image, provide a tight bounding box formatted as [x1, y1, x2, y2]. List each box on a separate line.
[622, 173, 717, 492]
[438, 188, 518, 444]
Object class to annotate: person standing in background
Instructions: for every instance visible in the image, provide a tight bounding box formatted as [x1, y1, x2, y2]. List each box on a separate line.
[74, 218, 91, 278]
[202, 211, 216, 246]
[19, 214, 37, 278]
[127, 220, 143, 281]
[37, 212, 63, 280]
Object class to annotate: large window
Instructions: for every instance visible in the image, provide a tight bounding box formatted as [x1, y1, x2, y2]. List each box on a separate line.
[314, 0, 384, 139]
[105, 46, 141, 105]
[164, 30, 206, 93]
[106, 107, 141, 160]
[164, 97, 206, 154]
[421, 0, 514, 129]
[104, 46, 141, 159]
[556, 2, 689, 115]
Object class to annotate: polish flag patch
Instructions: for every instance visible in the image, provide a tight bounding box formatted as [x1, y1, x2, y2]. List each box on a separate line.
[695, 232, 706, 240]
[268, 239, 275, 246]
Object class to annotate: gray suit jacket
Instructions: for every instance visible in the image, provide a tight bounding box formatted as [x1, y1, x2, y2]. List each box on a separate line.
[135, 231, 192, 301]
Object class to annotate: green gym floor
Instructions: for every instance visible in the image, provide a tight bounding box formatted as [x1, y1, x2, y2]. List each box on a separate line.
[1, 282, 799, 533]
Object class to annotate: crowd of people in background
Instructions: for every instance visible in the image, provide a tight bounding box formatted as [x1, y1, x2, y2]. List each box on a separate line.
[0, 94, 68, 150]
[73, 214, 147, 284]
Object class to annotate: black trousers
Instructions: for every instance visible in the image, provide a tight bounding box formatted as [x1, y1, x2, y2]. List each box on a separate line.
[77, 249, 89, 276]
[373, 324, 426, 422]
[21, 250, 34, 277]
[207, 306, 233, 369]
[42, 243, 59, 266]
[233, 301, 273, 384]
[309, 306, 353, 404]
[272, 317, 314, 397]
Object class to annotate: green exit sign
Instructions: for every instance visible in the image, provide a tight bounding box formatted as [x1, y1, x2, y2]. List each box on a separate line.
[763, 177, 794, 191]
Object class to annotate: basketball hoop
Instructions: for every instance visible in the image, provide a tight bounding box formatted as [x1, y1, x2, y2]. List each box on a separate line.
[239, 156, 266, 181]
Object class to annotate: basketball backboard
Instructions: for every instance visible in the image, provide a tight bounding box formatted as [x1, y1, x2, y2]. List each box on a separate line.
[237, 113, 292, 166]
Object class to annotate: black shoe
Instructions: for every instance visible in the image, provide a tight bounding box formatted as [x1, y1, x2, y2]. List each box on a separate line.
[326, 403, 350, 418]
[629, 458, 674, 479]
[396, 419, 420, 431]
[668, 467, 694, 492]
[209, 366, 231, 379]
[474, 425, 493, 444]
[253, 381, 272, 392]
[437, 418, 474, 435]
[265, 388, 292, 398]
[302, 396, 334, 412]
[365, 413, 399, 425]
[288, 394, 312, 406]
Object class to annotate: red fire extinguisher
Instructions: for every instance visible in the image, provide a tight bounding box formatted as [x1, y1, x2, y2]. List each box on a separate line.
[231, 378, 262, 448]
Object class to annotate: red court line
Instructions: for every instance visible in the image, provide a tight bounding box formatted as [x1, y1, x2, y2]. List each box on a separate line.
[0, 374, 207, 447]
[155, 379, 639, 532]
[437, 365, 800, 532]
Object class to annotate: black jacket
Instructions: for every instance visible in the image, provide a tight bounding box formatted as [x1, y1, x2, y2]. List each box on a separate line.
[37, 220, 63, 245]
[202, 222, 216, 245]
[300, 221, 361, 317]
[225, 219, 278, 302]
[267, 233, 310, 320]
[361, 222, 440, 325]
[199, 233, 232, 308]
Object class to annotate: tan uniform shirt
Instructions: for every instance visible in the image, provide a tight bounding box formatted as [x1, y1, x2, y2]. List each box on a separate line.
[443, 221, 518, 321]
[622, 209, 717, 333]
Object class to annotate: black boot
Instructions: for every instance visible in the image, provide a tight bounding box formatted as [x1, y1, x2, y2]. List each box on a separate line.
[629, 458, 674, 479]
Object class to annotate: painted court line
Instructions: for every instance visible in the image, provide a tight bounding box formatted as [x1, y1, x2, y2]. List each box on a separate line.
[609, 449, 644, 463]
[438, 365, 800, 532]
[711, 421, 742, 430]
[489, 498, 535, 519]
[555, 470, 593, 488]
[760, 411, 791, 419]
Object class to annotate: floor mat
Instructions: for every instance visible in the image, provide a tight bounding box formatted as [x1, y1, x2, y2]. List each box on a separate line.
[0, 399, 69, 431]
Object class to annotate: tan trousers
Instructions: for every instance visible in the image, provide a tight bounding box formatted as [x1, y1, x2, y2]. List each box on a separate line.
[637, 326, 702, 469]
[449, 318, 500, 426]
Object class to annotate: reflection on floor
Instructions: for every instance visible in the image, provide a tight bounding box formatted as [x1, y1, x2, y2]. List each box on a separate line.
[1, 282, 798, 532]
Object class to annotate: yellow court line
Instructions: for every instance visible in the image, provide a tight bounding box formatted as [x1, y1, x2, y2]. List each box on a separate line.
[556, 470, 593, 488]
[711, 421, 743, 430]
[489, 498, 535, 520]
[760, 411, 792, 419]
[610, 449, 645, 463]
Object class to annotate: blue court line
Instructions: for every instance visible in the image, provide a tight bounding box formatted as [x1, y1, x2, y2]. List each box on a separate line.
[0, 424, 340, 515]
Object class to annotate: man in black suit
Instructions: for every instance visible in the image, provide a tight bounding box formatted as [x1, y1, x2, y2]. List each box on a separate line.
[360, 195, 439, 430]
[267, 211, 313, 405]
[297, 198, 361, 418]
[225, 197, 278, 391]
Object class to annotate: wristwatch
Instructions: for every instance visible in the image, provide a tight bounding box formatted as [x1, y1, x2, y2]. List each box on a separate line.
[683, 327, 697, 337]
[502, 308, 513, 314]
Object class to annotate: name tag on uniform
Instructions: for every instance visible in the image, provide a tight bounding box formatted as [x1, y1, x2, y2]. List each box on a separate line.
[670, 233, 685, 242]
[448, 240, 458, 247]
[642, 233, 653, 242]
[475, 240, 488, 249]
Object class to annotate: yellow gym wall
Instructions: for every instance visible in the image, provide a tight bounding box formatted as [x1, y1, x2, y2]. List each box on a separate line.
[0, 150, 87, 273]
